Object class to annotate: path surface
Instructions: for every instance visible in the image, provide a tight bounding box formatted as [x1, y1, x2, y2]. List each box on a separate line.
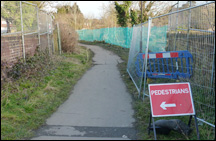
[31, 44, 137, 140]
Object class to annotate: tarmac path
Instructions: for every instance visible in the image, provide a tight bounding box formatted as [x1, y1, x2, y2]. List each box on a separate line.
[31, 43, 137, 140]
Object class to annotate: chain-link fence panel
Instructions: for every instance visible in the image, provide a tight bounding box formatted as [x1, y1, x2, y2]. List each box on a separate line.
[1, 1, 56, 64]
[1, 1, 21, 34]
[21, 2, 37, 34]
[38, 10, 50, 52]
[38, 10, 47, 34]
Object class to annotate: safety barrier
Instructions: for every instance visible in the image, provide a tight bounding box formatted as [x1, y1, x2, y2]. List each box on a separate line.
[135, 50, 193, 79]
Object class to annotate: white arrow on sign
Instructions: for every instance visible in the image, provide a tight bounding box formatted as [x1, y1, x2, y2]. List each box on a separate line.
[160, 101, 176, 110]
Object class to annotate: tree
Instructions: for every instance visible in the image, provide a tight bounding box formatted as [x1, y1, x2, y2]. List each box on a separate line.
[152, 1, 175, 16]
[1, 1, 20, 33]
[100, 2, 118, 28]
[130, 8, 138, 26]
[114, 1, 132, 27]
[1, 1, 42, 33]
[55, 2, 85, 30]
[127, 1, 174, 25]
[27, 1, 51, 9]
[71, 2, 84, 30]
[138, 1, 155, 23]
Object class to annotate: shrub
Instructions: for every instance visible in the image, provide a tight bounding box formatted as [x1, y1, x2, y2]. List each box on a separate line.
[55, 14, 79, 53]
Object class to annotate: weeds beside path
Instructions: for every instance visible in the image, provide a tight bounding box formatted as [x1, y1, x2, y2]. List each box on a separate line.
[1, 46, 93, 140]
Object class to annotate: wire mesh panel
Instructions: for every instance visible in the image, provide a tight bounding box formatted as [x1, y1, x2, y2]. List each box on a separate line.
[169, 2, 215, 128]
[38, 10, 47, 34]
[127, 23, 150, 96]
[127, 25, 142, 94]
[38, 10, 49, 51]
[24, 33, 39, 56]
[1, 1, 21, 34]
[140, 2, 215, 134]
[21, 2, 38, 34]
[149, 25, 168, 52]
[48, 15, 54, 53]
[47, 14, 52, 54]
[39, 34, 48, 52]
[1, 1, 55, 64]
[21, 2, 39, 57]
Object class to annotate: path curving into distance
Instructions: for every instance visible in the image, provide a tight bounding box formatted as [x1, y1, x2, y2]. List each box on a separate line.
[31, 43, 137, 140]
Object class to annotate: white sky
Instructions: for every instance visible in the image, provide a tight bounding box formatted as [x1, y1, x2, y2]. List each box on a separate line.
[45, 1, 110, 19]
[44, 1, 214, 19]
[76, 1, 110, 19]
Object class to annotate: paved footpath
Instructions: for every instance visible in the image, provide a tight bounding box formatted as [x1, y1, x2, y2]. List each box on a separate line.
[31, 43, 137, 140]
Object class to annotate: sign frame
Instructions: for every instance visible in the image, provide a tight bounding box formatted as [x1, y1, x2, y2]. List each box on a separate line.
[147, 82, 200, 140]
[148, 82, 195, 117]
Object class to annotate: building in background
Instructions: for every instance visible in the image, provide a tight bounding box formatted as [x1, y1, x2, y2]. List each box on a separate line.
[1, 17, 8, 33]
[1, 17, 14, 34]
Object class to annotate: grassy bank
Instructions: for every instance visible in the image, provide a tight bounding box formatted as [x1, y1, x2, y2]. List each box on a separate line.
[1, 46, 93, 140]
[79, 40, 215, 140]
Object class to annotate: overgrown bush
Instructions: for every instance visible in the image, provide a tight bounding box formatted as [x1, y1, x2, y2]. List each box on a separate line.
[1, 61, 13, 83]
[1, 47, 53, 89]
[55, 14, 79, 53]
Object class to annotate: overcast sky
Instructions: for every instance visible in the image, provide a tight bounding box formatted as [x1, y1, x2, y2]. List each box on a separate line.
[45, 1, 213, 19]
[45, 1, 110, 19]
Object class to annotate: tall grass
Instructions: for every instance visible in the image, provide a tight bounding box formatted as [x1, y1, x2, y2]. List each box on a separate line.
[1, 46, 93, 140]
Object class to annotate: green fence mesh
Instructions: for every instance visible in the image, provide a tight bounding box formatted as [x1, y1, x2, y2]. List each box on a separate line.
[76, 26, 167, 50]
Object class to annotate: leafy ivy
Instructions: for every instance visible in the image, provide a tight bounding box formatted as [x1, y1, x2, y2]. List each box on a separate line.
[114, 1, 132, 27]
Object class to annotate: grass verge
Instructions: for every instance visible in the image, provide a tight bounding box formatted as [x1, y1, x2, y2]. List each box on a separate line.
[1, 46, 93, 140]
[79, 40, 215, 140]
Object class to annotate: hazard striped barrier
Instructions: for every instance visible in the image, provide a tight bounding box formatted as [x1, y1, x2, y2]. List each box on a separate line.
[135, 50, 193, 79]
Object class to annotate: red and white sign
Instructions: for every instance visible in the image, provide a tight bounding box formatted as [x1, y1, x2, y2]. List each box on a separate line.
[148, 82, 195, 117]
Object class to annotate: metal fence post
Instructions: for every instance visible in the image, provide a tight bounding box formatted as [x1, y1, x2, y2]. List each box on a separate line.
[142, 17, 152, 101]
[138, 1, 143, 99]
[210, 37, 215, 95]
[167, 2, 179, 51]
[138, 25, 143, 99]
[57, 22, 62, 55]
[20, 1, 25, 62]
[36, 7, 40, 50]
[142, 17, 152, 100]
[46, 13, 50, 55]
[52, 25, 55, 54]
[186, 1, 192, 50]
[140, 1, 143, 53]
[174, 1, 179, 51]
[167, 9, 171, 51]
[51, 17, 54, 54]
